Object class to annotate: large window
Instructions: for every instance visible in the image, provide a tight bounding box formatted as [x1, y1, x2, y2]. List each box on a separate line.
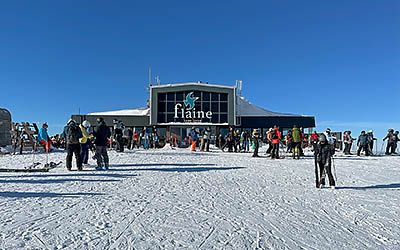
[157, 91, 229, 124]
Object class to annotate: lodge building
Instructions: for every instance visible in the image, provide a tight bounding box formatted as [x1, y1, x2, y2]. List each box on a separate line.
[71, 82, 315, 143]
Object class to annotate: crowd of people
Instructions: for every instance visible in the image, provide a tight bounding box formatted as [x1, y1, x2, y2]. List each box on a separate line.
[9, 119, 400, 175]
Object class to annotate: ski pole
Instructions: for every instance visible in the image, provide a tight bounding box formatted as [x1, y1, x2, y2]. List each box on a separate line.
[332, 156, 337, 183]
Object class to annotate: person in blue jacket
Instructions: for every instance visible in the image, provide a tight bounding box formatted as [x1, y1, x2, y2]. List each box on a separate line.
[38, 123, 51, 152]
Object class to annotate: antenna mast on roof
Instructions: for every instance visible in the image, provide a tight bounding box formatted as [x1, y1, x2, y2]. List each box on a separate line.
[148, 66, 152, 87]
[236, 80, 243, 96]
[155, 76, 160, 85]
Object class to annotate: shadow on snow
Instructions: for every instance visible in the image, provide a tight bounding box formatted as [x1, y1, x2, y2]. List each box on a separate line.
[337, 183, 400, 190]
[0, 178, 120, 185]
[0, 191, 104, 198]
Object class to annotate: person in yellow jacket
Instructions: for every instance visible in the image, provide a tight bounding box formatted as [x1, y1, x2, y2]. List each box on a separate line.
[80, 120, 93, 165]
[291, 125, 302, 159]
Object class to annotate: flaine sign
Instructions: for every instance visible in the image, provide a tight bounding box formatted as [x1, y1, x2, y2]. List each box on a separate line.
[174, 92, 213, 121]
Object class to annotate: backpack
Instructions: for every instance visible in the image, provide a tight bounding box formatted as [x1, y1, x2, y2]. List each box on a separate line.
[67, 123, 80, 144]
[271, 130, 278, 139]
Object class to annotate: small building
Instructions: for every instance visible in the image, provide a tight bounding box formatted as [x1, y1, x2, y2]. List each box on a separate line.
[0, 108, 12, 146]
[72, 82, 315, 143]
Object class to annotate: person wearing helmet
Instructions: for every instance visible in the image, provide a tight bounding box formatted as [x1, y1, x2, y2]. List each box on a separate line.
[61, 119, 83, 171]
[79, 120, 93, 166]
[383, 129, 396, 155]
[93, 117, 111, 170]
[315, 132, 336, 189]
[357, 131, 370, 156]
[38, 122, 51, 153]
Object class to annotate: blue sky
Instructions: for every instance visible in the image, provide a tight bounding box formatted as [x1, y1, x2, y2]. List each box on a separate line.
[1, 0, 399, 139]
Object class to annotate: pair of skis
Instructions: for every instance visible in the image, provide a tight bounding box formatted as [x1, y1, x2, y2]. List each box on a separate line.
[0, 161, 62, 173]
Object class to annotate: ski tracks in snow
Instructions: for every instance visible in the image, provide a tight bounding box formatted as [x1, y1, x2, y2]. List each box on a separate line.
[0, 150, 400, 249]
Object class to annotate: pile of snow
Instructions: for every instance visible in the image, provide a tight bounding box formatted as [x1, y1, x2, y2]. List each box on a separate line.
[0, 149, 399, 249]
[0, 145, 12, 154]
[161, 143, 175, 150]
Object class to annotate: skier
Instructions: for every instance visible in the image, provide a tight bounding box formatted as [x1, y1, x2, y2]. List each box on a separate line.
[323, 128, 336, 156]
[309, 131, 319, 152]
[315, 133, 336, 189]
[367, 130, 376, 155]
[113, 120, 124, 152]
[61, 119, 83, 171]
[132, 130, 139, 149]
[270, 126, 281, 159]
[383, 129, 396, 155]
[342, 131, 354, 155]
[201, 127, 211, 152]
[392, 131, 399, 154]
[93, 117, 111, 170]
[221, 127, 234, 152]
[357, 131, 370, 156]
[285, 130, 293, 153]
[38, 122, 51, 153]
[123, 127, 133, 150]
[79, 120, 93, 166]
[252, 129, 260, 157]
[241, 130, 250, 152]
[291, 125, 301, 159]
[151, 128, 159, 149]
[189, 127, 199, 152]
[265, 128, 273, 155]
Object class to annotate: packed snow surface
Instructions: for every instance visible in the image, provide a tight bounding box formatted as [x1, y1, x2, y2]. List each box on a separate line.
[0, 149, 399, 249]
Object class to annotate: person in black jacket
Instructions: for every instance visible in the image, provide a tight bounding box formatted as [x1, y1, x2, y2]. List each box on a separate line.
[392, 131, 399, 154]
[61, 119, 83, 171]
[93, 117, 111, 170]
[315, 134, 336, 189]
[383, 129, 396, 155]
[357, 131, 370, 156]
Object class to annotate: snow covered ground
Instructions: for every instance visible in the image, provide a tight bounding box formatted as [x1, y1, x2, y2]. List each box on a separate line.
[0, 148, 399, 249]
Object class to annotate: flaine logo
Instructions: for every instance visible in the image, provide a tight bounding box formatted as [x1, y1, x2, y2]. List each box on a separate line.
[174, 92, 213, 120]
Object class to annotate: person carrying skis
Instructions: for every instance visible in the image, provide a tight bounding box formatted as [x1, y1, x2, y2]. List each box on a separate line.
[61, 119, 83, 171]
[383, 129, 396, 155]
[357, 131, 370, 156]
[38, 122, 52, 153]
[93, 117, 111, 170]
[291, 125, 301, 159]
[270, 126, 281, 159]
[79, 120, 93, 166]
[252, 129, 260, 157]
[343, 131, 354, 155]
[315, 132, 336, 189]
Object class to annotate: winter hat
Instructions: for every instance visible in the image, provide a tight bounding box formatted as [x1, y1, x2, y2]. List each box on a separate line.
[82, 120, 91, 128]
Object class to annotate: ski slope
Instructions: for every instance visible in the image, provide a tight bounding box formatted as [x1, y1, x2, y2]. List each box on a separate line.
[0, 148, 399, 249]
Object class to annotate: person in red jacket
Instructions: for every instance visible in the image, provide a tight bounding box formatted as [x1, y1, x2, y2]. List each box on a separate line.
[271, 126, 281, 159]
[310, 131, 319, 152]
